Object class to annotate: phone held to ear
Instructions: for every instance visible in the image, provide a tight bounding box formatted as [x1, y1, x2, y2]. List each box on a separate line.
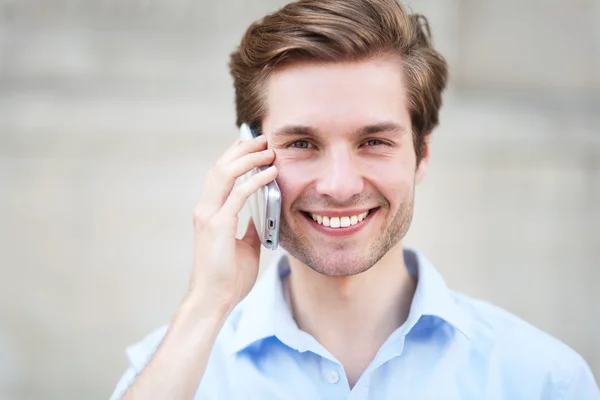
[239, 123, 281, 250]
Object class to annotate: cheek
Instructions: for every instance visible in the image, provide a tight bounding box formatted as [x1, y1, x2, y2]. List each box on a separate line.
[273, 157, 313, 207]
[389, 178, 414, 207]
[362, 159, 415, 204]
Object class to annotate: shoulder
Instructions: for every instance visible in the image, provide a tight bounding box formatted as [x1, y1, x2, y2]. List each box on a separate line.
[451, 290, 598, 397]
[115, 314, 241, 398]
[452, 290, 577, 359]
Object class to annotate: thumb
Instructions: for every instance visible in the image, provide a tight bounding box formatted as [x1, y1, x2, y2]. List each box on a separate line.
[241, 217, 261, 251]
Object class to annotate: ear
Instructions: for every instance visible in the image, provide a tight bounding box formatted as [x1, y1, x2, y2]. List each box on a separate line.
[415, 134, 430, 184]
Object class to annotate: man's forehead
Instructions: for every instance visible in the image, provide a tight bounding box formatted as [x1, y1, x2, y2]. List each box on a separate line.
[266, 57, 406, 93]
[262, 58, 410, 135]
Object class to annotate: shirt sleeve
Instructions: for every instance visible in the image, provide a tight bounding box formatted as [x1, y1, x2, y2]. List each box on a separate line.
[108, 366, 138, 400]
[108, 325, 169, 400]
[562, 358, 600, 400]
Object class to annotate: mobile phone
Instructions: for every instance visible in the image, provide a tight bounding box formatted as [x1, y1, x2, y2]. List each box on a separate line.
[239, 123, 281, 250]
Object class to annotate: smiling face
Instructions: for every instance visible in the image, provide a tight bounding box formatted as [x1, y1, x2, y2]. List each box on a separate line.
[262, 56, 428, 276]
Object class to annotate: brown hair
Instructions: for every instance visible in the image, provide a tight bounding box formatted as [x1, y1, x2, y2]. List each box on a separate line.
[228, 0, 448, 164]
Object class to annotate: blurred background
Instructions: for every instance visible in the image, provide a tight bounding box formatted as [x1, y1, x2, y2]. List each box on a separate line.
[0, 0, 598, 399]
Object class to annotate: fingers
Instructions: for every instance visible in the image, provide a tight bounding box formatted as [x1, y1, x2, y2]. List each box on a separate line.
[195, 134, 273, 222]
[217, 134, 267, 167]
[219, 165, 278, 218]
[199, 148, 276, 217]
[224, 149, 275, 188]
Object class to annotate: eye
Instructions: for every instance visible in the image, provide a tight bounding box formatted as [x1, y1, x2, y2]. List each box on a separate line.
[289, 140, 313, 149]
[363, 139, 387, 147]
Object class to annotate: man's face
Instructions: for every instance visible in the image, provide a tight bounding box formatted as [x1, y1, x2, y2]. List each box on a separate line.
[262, 56, 428, 276]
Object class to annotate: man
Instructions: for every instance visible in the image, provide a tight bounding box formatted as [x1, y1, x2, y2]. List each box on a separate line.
[110, 0, 599, 398]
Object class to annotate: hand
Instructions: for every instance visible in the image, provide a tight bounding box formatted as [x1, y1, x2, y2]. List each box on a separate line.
[189, 134, 277, 313]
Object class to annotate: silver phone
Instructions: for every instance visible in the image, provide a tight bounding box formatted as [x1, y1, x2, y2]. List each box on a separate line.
[239, 123, 281, 250]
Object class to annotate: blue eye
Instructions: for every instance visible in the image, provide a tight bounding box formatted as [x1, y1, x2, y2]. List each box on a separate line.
[289, 140, 313, 149]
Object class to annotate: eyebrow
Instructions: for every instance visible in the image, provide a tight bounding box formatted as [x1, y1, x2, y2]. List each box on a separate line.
[270, 122, 408, 139]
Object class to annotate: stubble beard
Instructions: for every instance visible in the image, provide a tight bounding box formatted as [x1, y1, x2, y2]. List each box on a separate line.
[278, 191, 415, 276]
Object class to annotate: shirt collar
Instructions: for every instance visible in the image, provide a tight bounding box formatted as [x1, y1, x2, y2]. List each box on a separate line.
[401, 247, 472, 340]
[229, 251, 301, 354]
[229, 247, 471, 355]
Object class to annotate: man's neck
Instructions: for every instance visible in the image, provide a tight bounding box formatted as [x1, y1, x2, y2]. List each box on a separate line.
[286, 242, 416, 387]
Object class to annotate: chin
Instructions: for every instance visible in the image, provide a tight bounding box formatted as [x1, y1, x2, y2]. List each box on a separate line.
[310, 253, 374, 276]
[280, 238, 389, 277]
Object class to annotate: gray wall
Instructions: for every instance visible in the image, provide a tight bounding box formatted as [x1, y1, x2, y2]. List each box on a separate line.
[0, 1, 598, 399]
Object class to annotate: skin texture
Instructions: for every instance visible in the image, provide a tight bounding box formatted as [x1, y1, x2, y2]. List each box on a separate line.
[264, 55, 428, 277]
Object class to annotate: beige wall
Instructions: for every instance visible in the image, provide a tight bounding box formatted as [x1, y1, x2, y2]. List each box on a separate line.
[0, 1, 598, 399]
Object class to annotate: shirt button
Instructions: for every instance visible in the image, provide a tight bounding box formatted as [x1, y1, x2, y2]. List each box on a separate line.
[326, 369, 340, 384]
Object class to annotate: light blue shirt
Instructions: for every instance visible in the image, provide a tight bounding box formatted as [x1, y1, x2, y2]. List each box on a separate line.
[110, 248, 599, 399]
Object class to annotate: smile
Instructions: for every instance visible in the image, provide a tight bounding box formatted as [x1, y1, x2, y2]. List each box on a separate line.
[302, 208, 378, 236]
[309, 210, 370, 228]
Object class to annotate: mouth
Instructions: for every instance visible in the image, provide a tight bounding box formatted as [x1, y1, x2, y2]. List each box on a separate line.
[301, 208, 379, 236]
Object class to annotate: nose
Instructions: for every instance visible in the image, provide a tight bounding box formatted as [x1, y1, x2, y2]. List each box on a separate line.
[315, 146, 364, 202]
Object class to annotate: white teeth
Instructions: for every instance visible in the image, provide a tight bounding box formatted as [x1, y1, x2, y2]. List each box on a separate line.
[310, 210, 370, 228]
